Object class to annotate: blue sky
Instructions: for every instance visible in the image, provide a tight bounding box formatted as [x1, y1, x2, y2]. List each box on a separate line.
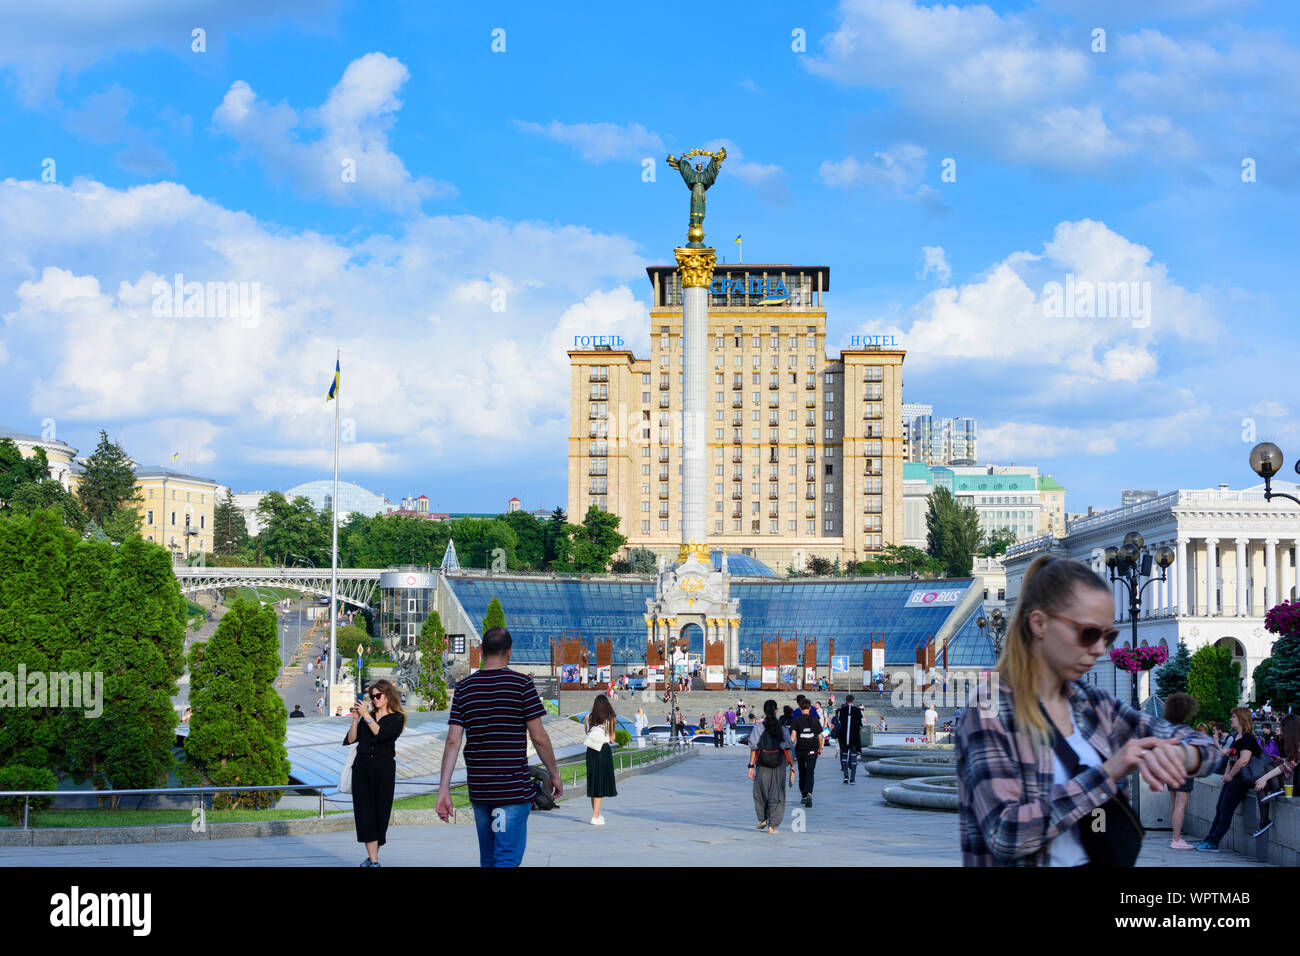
[0, 0, 1296, 519]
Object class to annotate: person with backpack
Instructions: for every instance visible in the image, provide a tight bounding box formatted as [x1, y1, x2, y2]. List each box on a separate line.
[836, 695, 864, 785]
[790, 695, 824, 807]
[748, 699, 795, 833]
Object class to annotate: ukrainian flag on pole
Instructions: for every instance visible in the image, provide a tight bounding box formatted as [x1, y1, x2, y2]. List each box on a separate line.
[327, 359, 340, 401]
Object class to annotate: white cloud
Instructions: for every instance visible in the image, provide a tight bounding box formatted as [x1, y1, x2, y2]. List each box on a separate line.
[212, 53, 452, 211]
[980, 401, 1212, 460]
[513, 120, 663, 162]
[917, 246, 950, 283]
[0, 0, 332, 105]
[802, 0, 1298, 173]
[0, 176, 646, 475]
[857, 219, 1220, 393]
[818, 143, 941, 207]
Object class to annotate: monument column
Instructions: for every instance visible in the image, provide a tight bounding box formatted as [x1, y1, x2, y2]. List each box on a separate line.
[675, 246, 716, 562]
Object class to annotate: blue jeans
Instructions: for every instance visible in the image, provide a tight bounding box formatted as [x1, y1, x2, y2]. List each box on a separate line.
[471, 801, 531, 867]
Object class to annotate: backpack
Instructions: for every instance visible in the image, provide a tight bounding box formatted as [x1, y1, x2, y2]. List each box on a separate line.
[529, 766, 557, 811]
[793, 714, 820, 753]
[757, 730, 784, 768]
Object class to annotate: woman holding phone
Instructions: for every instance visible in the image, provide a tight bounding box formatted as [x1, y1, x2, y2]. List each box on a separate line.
[956, 555, 1220, 866]
[344, 679, 406, 867]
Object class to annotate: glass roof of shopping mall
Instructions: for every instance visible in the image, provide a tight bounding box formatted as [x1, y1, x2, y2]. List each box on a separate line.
[443, 574, 994, 668]
[709, 551, 779, 577]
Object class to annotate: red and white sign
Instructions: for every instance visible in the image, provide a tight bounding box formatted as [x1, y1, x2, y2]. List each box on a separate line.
[905, 588, 964, 608]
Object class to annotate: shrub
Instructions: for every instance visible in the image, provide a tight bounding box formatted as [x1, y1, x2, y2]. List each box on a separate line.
[0, 765, 58, 824]
[614, 729, 631, 747]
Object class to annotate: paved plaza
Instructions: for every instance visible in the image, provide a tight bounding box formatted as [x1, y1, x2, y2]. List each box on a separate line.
[2, 748, 1266, 868]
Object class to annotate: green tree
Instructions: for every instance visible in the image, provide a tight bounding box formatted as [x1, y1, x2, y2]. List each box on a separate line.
[334, 624, 371, 661]
[182, 599, 290, 808]
[257, 493, 327, 566]
[875, 544, 945, 577]
[1186, 644, 1241, 724]
[98, 504, 142, 543]
[980, 527, 1018, 558]
[1266, 630, 1300, 710]
[1252, 657, 1279, 708]
[77, 431, 140, 526]
[925, 487, 982, 578]
[807, 556, 834, 576]
[1155, 640, 1193, 699]
[416, 610, 449, 709]
[62, 537, 186, 795]
[502, 509, 546, 569]
[0, 438, 52, 510]
[543, 506, 567, 566]
[0, 509, 78, 772]
[482, 597, 506, 634]
[627, 547, 658, 574]
[213, 488, 249, 556]
[10, 479, 88, 532]
[557, 505, 627, 573]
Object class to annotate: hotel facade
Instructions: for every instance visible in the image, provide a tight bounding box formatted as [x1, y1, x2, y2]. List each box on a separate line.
[568, 263, 904, 571]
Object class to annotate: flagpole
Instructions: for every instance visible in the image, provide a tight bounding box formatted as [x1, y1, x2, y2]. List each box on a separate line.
[329, 348, 340, 713]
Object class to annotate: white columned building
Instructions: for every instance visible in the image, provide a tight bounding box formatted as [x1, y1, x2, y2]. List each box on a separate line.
[1003, 483, 1300, 704]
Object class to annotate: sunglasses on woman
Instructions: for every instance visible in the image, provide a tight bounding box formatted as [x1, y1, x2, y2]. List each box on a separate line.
[369, 693, 384, 701]
[1045, 612, 1119, 648]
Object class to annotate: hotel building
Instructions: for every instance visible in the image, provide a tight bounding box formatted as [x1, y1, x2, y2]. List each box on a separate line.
[568, 263, 904, 571]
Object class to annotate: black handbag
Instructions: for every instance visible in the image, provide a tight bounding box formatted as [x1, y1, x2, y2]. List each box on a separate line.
[1043, 708, 1143, 867]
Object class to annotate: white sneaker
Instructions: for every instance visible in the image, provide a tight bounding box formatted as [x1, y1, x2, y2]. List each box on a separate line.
[591, 816, 605, 825]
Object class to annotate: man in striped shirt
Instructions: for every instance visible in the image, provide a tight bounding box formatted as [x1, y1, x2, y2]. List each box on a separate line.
[436, 626, 562, 866]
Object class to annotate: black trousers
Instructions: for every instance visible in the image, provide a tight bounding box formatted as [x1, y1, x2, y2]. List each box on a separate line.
[352, 755, 397, 846]
[714, 730, 724, 747]
[1205, 775, 1249, 846]
[796, 751, 818, 797]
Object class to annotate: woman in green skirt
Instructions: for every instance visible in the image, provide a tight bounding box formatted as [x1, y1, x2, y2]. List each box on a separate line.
[584, 695, 618, 825]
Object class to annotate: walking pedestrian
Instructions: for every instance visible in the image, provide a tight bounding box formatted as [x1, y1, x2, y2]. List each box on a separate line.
[1162, 693, 1200, 850]
[344, 679, 405, 867]
[315, 695, 324, 716]
[634, 707, 649, 740]
[748, 699, 795, 833]
[836, 694, 864, 784]
[956, 555, 1219, 866]
[435, 626, 563, 867]
[724, 706, 737, 746]
[791, 695, 823, 807]
[584, 695, 618, 825]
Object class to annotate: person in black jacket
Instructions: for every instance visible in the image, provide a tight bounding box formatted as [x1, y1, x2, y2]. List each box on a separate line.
[790, 696, 823, 808]
[344, 679, 405, 867]
[835, 696, 864, 784]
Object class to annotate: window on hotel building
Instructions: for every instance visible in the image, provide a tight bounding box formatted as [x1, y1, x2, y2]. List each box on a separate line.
[146, 510, 153, 524]
[642, 521, 650, 534]
[825, 520, 834, 532]
[715, 521, 723, 533]
[807, 520, 816, 533]
[660, 520, 669, 531]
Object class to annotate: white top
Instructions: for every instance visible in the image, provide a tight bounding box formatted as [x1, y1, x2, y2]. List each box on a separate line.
[1048, 711, 1104, 868]
[924, 707, 937, 724]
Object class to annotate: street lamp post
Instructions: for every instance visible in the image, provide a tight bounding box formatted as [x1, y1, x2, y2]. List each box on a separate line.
[976, 608, 1007, 658]
[1104, 532, 1175, 708]
[1249, 442, 1300, 505]
[741, 648, 756, 687]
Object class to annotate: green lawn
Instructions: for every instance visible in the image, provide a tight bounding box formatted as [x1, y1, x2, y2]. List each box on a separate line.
[230, 586, 304, 604]
[0, 806, 348, 828]
[1, 749, 671, 828]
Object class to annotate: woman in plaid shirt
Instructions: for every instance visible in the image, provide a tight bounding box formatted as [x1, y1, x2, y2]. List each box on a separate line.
[956, 555, 1221, 866]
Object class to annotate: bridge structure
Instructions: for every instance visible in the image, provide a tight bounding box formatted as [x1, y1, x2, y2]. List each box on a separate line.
[173, 566, 383, 610]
